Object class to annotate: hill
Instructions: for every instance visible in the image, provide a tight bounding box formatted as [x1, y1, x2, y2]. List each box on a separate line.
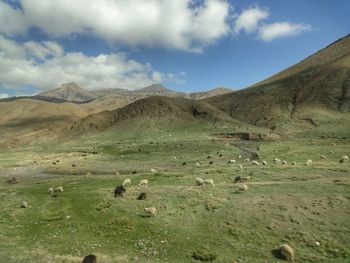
[71, 96, 244, 133]
[190, 87, 232, 100]
[206, 34, 350, 134]
[38, 82, 95, 102]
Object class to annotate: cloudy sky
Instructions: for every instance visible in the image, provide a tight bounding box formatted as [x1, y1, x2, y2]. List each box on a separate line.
[0, 0, 349, 97]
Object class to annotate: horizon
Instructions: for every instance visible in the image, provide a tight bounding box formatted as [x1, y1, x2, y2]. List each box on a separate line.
[0, 0, 349, 98]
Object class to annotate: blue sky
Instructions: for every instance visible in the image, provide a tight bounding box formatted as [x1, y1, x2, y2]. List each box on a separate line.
[0, 0, 349, 97]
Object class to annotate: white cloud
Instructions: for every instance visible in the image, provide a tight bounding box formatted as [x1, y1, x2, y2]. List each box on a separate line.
[0, 35, 183, 91]
[259, 22, 312, 41]
[0, 0, 231, 52]
[0, 93, 9, 99]
[234, 6, 269, 34]
[0, 1, 27, 36]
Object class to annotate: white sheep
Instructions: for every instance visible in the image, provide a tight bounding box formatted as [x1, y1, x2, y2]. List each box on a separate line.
[150, 168, 157, 173]
[238, 155, 242, 159]
[306, 159, 312, 166]
[228, 159, 236, 164]
[320, 155, 327, 159]
[262, 160, 268, 166]
[239, 164, 243, 170]
[273, 158, 281, 164]
[21, 201, 28, 208]
[195, 163, 201, 167]
[48, 187, 54, 194]
[204, 179, 215, 186]
[55, 186, 64, 193]
[138, 179, 149, 187]
[278, 244, 294, 261]
[237, 184, 248, 193]
[144, 207, 157, 216]
[252, 160, 260, 166]
[195, 177, 204, 186]
[329, 150, 334, 155]
[122, 178, 131, 187]
[342, 155, 348, 161]
[291, 161, 296, 167]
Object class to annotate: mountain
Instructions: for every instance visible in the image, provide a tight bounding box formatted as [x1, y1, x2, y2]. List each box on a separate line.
[134, 84, 187, 97]
[38, 82, 95, 102]
[190, 87, 232, 100]
[71, 96, 243, 133]
[206, 34, 350, 134]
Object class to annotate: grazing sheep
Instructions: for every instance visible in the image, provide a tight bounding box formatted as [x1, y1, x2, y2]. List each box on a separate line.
[291, 161, 296, 167]
[228, 160, 236, 164]
[48, 187, 54, 194]
[196, 177, 204, 186]
[244, 158, 250, 163]
[234, 176, 250, 183]
[122, 178, 131, 187]
[274, 158, 281, 164]
[137, 192, 147, 200]
[237, 184, 248, 193]
[54, 186, 64, 193]
[195, 163, 201, 167]
[114, 171, 120, 176]
[204, 179, 215, 186]
[21, 201, 28, 208]
[329, 150, 334, 155]
[114, 185, 126, 197]
[320, 155, 327, 159]
[306, 159, 312, 166]
[238, 155, 242, 159]
[281, 160, 287, 165]
[252, 160, 260, 166]
[138, 179, 149, 187]
[81, 254, 97, 263]
[239, 164, 243, 170]
[340, 155, 349, 163]
[278, 244, 294, 261]
[144, 207, 157, 216]
[150, 168, 157, 173]
[262, 160, 268, 166]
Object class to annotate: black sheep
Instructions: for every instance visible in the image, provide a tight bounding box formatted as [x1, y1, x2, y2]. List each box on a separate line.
[137, 192, 147, 200]
[82, 255, 97, 263]
[114, 185, 126, 197]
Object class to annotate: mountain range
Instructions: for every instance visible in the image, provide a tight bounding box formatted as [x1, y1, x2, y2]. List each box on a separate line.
[0, 34, 349, 147]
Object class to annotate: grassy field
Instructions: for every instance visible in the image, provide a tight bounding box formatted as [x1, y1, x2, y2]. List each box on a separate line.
[0, 127, 349, 263]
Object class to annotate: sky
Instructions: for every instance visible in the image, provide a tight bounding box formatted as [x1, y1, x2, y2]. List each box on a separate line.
[0, 0, 349, 98]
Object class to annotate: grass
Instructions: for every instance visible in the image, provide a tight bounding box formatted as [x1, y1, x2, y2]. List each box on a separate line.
[0, 126, 349, 262]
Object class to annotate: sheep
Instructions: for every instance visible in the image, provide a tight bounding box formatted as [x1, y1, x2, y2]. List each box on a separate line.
[239, 164, 243, 170]
[238, 155, 242, 159]
[262, 160, 268, 166]
[234, 176, 251, 183]
[114, 171, 120, 176]
[144, 207, 157, 216]
[291, 161, 296, 167]
[137, 192, 147, 200]
[228, 159, 236, 164]
[48, 187, 54, 194]
[252, 160, 260, 166]
[150, 168, 157, 173]
[21, 201, 28, 208]
[329, 150, 334, 155]
[195, 163, 201, 167]
[196, 177, 204, 186]
[122, 178, 131, 187]
[138, 179, 149, 187]
[281, 160, 287, 165]
[320, 155, 327, 160]
[278, 244, 294, 261]
[340, 155, 349, 163]
[203, 179, 215, 186]
[54, 186, 64, 193]
[236, 184, 248, 193]
[273, 158, 281, 164]
[81, 254, 97, 263]
[306, 159, 312, 166]
[244, 158, 250, 163]
[114, 185, 126, 197]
